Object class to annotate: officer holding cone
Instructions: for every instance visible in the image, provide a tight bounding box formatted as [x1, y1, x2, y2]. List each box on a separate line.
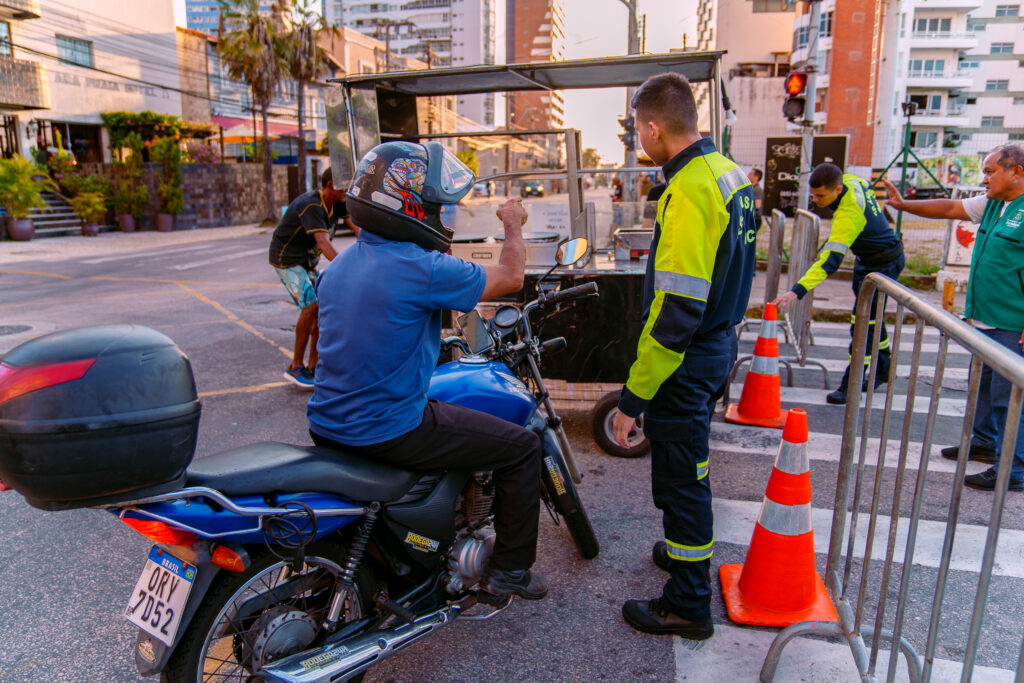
[771, 164, 904, 405]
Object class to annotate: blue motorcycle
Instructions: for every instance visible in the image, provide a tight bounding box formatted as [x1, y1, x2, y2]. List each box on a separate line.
[0, 238, 598, 683]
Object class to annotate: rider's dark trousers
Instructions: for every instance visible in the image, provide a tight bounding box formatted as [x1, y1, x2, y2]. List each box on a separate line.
[311, 400, 542, 571]
[644, 331, 736, 622]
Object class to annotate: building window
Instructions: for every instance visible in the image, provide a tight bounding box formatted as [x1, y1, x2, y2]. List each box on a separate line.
[794, 26, 809, 51]
[910, 131, 938, 149]
[991, 42, 1014, 54]
[967, 20, 986, 31]
[995, 5, 1019, 16]
[819, 11, 833, 37]
[981, 116, 1005, 127]
[1010, 133, 1024, 140]
[56, 35, 93, 68]
[986, 79, 1010, 90]
[1014, 97, 1024, 104]
[908, 58, 945, 76]
[0, 21, 10, 57]
[914, 17, 951, 35]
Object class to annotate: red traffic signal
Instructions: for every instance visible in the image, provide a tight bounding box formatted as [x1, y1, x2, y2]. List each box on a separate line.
[785, 72, 807, 96]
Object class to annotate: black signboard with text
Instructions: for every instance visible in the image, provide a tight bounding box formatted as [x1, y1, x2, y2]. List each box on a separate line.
[763, 135, 848, 217]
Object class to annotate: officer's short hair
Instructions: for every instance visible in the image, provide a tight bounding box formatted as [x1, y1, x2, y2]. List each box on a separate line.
[809, 163, 843, 189]
[992, 144, 1024, 171]
[321, 167, 334, 189]
[631, 73, 698, 135]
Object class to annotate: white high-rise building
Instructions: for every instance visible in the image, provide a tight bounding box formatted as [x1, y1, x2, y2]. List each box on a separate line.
[322, 0, 502, 126]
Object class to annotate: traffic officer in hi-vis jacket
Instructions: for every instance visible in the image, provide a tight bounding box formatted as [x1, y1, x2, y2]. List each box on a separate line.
[772, 163, 905, 405]
[612, 72, 757, 640]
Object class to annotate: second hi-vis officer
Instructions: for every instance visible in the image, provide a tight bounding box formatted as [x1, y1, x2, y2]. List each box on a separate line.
[772, 164, 904, 404]
[613, 73, 757, 640]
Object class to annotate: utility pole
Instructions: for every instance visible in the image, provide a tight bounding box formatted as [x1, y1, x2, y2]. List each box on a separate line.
[618, 0, 639, 203]
[797, 0, 821, 212]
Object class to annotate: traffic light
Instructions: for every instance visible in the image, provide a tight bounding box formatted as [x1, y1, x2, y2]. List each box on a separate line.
[618, 115, 636, 151]
[783, 72, 808, 123]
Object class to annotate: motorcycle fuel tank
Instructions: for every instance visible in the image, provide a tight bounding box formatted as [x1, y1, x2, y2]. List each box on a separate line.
[428, 359, 536, 427]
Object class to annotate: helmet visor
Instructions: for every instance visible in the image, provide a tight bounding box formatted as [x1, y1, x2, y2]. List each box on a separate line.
[439, 148, 475, 197]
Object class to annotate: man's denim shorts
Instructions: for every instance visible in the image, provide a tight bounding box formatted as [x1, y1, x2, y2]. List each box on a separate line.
[274, 264, 318, 310]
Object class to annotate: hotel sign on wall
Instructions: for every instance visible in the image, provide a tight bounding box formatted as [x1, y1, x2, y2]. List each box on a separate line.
[52, 71, 169, 99]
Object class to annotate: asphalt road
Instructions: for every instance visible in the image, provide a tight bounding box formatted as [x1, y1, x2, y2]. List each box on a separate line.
[0, 228, 1021, 682]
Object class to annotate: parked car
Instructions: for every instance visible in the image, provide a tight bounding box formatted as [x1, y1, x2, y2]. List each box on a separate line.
[472, 180, 495, 197]
[521, 180, 545, 198]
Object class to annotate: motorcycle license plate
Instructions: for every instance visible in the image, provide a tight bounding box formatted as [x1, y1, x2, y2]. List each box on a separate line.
[124, 546, 196, 646]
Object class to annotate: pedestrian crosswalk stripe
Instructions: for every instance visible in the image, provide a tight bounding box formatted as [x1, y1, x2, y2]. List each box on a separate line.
[728, 384, 967, 417]
[673, 623, 1016, 683]
[735, 357, 970, 383]
[712, 498, 1024, 578]
[710, 422, 990, 476]
[764, 334, 971, 356]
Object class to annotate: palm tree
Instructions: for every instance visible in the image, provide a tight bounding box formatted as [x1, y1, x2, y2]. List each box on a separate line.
[218, 0, 287, 222]
[278, 0, 337, 193]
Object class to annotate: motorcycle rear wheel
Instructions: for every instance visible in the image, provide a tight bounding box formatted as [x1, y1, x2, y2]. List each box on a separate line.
[161, 541, 374, 683]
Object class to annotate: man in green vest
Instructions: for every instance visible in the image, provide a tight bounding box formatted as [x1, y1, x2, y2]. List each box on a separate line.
[882, 144, 1024, 491]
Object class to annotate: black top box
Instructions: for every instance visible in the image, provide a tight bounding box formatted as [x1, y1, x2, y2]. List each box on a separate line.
[0, 325, 201, 510]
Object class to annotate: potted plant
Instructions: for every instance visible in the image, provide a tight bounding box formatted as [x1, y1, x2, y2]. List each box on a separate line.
[150, 136, 184, 232]
[113, 132, 149, 232]
[0, 156, 57, 241]
[68, 191, 107, 237]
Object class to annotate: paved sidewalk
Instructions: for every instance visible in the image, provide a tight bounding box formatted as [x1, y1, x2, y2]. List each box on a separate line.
[0, 224, 267, 265]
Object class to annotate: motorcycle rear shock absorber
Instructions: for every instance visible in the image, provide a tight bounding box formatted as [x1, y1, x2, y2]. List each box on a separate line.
[326, 502, 378, 627]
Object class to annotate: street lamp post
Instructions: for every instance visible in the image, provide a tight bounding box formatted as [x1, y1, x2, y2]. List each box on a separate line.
[617, 0, 639, 203]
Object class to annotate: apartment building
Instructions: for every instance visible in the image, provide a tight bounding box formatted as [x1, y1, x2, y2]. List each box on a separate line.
[322, 0, 499, 126]
[791, 0, 1024, 170]
[695, 0, 796, 166]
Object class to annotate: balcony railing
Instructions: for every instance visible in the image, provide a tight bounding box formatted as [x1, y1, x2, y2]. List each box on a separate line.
[906, 70, 973, 79]
[0, 0, 40, 19]
[911, 31, 972, 39]
[0, 56, 49, 110]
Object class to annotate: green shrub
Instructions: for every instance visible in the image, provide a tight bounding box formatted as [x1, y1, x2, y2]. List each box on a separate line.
[113, 132, 150, 219]
[68, 191, 107, 223]
[150, 136, 184, 216]
[0, 156, 57, 218]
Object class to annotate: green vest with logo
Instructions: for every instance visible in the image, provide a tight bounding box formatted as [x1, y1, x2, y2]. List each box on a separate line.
[965, 194, 1024, 331]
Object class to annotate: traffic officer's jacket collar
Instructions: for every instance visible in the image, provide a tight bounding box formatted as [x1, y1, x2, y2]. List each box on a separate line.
[662, 137, 717, 182]
[826, 184, 848, 212]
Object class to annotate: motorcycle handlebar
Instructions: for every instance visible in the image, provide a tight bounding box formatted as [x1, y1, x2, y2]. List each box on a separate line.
[538, 281, 599, 306]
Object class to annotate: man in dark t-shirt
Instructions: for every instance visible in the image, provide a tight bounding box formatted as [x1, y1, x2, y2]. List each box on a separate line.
[269, 167, 348, 388]
[748, 167, 764, 230]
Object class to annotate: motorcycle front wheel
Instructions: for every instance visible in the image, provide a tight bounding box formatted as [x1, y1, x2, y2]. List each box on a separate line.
[161, 541, 374, 683]
[540, 430, 600, 560]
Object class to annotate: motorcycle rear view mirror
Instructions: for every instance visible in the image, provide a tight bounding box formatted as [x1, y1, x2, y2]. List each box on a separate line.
[456, 310, 495, 355]
[556, 238, 588, 266]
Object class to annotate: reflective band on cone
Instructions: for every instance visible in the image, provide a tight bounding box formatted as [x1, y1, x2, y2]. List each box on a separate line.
[725, 303, 788, 429]
[719, 409, 838, 627]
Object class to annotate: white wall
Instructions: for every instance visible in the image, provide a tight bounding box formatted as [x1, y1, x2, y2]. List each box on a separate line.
[12, 0, 182, 160]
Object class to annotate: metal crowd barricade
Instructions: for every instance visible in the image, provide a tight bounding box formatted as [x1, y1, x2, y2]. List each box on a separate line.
[780, 209, 829, 388]
[760, 274, 1024, 683]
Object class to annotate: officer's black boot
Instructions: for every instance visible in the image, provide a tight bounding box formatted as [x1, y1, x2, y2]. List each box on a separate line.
[826, 368, 851, 405]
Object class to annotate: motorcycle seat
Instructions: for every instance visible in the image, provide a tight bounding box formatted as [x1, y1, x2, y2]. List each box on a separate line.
[185, 441, 421, 502]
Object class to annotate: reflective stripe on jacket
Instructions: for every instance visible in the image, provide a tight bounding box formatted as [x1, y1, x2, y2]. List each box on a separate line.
[618, 137, 757, 418]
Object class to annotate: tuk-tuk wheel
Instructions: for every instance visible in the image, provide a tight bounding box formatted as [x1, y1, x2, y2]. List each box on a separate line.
[592, 391, 649, 458]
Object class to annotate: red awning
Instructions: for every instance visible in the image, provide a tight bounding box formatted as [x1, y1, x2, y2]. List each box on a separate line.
[211, 115, 299, 137]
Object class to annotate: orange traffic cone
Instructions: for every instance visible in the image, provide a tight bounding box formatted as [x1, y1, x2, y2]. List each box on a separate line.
[725, 303, 788, 429]
[719, 409, 837, 627]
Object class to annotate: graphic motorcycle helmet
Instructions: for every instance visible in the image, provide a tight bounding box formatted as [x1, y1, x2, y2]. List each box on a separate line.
[346, 141, 476, 252]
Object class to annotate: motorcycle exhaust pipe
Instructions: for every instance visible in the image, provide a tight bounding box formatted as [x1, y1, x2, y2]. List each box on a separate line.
[258, 604, 460, 683]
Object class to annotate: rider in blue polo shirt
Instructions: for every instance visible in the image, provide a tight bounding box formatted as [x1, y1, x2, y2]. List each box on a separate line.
[308, 141, 548, 602]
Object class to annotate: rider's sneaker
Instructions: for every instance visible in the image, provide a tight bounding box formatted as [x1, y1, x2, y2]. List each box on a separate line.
[479, 567, 548, 602]
[284, 365, 315, 389]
